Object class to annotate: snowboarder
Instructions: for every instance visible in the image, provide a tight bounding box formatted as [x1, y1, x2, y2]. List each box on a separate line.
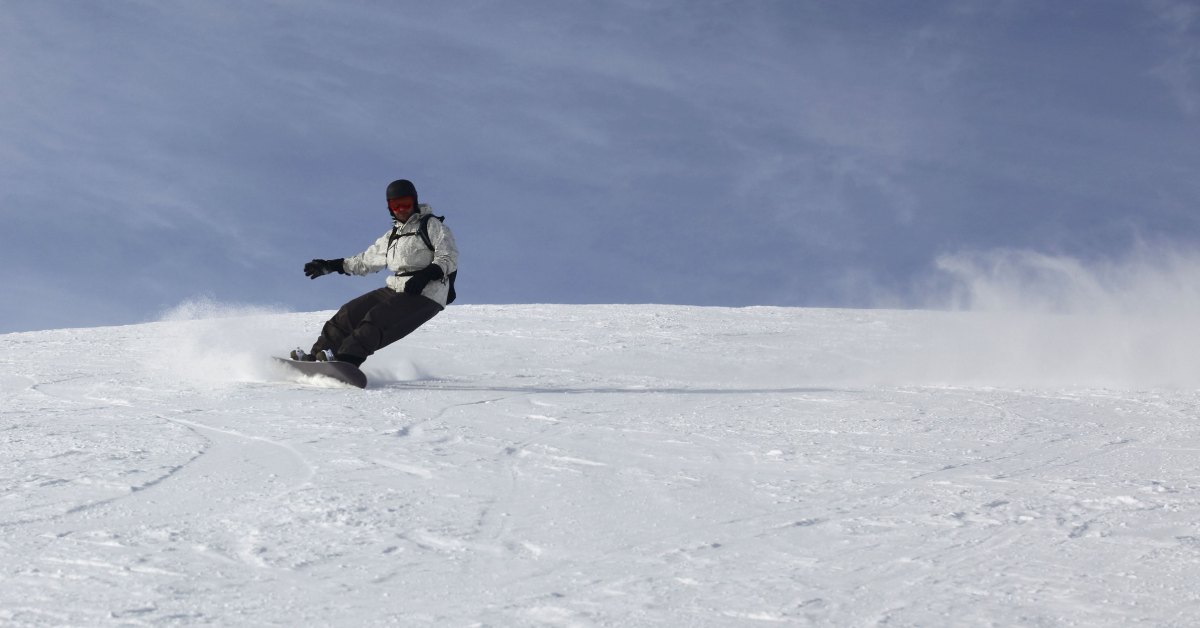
[291, 179, 458, 367]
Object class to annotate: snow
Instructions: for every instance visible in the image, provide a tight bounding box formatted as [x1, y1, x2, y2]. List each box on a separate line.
[3, 303, 1200, 626]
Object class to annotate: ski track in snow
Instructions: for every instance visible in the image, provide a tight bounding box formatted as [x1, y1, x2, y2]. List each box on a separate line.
[2, 305, 1200, 626]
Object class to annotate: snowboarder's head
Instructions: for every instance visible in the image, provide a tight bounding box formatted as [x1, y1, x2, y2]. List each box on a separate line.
[386, 179, 419, 222]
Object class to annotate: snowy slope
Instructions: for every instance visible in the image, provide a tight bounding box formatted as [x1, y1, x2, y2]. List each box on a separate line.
[3, 304, 1200, 627]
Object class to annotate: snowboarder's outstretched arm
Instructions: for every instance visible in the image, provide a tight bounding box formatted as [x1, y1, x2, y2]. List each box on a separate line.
[341, 231, 395, 276]
[303, 230, 389, 280]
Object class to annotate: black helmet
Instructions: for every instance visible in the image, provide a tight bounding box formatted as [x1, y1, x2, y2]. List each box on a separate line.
[386, 179, 418, 203]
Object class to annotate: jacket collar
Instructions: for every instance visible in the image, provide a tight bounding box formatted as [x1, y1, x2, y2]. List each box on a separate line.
[393, 203, 432, 227]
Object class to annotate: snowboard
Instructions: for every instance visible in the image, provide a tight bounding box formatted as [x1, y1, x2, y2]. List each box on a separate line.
[273, 356, 368, 389]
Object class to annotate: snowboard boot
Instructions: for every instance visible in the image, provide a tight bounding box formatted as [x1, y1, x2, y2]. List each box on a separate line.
[290, 348, 315, 361]
[315, 349, 366, 366]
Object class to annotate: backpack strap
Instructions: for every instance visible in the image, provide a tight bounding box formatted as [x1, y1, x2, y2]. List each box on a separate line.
[417, 214, 444, 250]
[388, 214, 443, 249]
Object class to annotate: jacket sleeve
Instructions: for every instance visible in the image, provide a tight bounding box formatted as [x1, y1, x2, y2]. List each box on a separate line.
[342, 230, 393, 276]
[427, 218, 458, 276]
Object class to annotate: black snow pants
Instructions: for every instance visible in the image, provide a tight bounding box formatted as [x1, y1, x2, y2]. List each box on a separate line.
[311, 288, 442, 366]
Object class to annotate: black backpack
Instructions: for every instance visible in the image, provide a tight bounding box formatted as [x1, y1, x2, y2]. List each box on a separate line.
[416, 214, 457, 304]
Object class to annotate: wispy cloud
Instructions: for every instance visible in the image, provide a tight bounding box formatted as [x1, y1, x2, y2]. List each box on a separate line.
[1149, 0, 1200, 115]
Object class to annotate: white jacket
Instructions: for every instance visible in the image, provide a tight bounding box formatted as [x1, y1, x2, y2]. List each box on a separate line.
[342, 204, 459, 306]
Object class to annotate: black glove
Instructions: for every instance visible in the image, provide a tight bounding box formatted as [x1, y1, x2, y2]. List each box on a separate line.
[403, 264, 444, 295]
[304, 258, 345, 279]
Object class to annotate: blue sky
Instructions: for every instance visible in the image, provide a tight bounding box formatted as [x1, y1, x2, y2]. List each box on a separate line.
[2, 1, 1200, 333]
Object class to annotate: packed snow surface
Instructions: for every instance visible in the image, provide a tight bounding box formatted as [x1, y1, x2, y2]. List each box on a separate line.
[3, 304, 1200, 626]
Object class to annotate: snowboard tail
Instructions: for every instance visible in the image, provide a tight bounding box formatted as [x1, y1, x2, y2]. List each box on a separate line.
[273, 356, 368, 388]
